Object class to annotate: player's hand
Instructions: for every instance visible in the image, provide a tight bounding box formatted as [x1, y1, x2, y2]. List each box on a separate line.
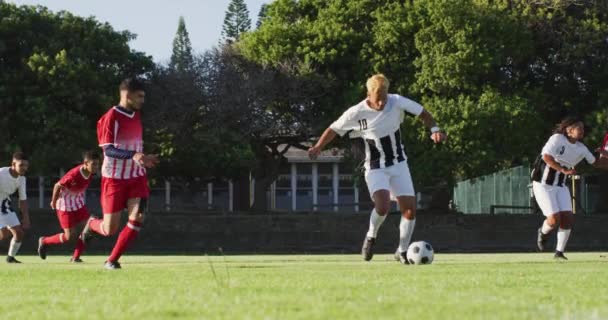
[562, 168, 576, 175]
[142, 154, 160, 168]
[50, 201, 56, 210]
[133, 152, 145, 165]
[431, 131, 447, 144]
[596, 147, 608, 158]
[308, 146, 321, 160]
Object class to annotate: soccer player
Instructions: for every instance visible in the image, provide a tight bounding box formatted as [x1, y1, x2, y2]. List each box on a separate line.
[81, 78, 159, 270]
[308, 74, 446, 264]
[533, 117, 608, 260]
[37, 151, 100, 262]
[0, 152, 30, 263]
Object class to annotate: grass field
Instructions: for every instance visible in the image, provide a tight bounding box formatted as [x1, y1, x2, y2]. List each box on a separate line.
[2, 253, 608, 319]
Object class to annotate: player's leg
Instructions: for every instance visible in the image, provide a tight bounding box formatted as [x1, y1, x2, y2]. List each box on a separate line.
[70, 210, 92, 262]
[104, 176, 149, 269]
[105, 197, 146, 269]
[391, 162, 417, 265]
[361, 169, 391, 261]
[0, 227, 10, 241]
[554, 187, 574, 260]
[1, 211, 24, 263]
[533, 183, 561, 252]
[7, 225, 24, 263]
[39, 209, 78, 259]
[83, 178, 126, 240]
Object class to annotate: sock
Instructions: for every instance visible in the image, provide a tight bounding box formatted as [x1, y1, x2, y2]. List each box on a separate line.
[8, 238, 21, 257]
[365, 209, 387, 239]
[398, 217, 416, 253]
[556, 228, 571, 252]
[42, 233, 65, 246]
[72, 235, 85, 259]
[541, 220, 553, 235]
[107, 220, 141, 262]
[89, 218, 108, 236]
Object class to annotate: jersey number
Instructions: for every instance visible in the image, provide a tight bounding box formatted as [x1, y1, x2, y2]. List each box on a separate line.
[1, 199, 12, 214]
[358, 119, 368, 130]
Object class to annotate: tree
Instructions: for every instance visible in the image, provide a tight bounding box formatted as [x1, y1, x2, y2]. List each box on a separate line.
[256, 4, 269, 29]
[239, 0, 608, 190]
[169, 16, 194, 72]
[221, 0, 252, 43]
[0, 3, 153, 174]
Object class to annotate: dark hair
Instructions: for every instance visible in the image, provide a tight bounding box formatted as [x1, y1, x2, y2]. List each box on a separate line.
[119, 77, 146, 92]
[82, 150, 100, 161]
[12, 152, 27, 161]
[554, 116, 584, 135]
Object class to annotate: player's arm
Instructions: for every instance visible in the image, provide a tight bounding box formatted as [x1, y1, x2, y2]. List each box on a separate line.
[50, 182, 64, 210]
[103, 146, 159, 168]
[17, 177, 29, 229]
[309, 108, 357, 160]
[19, 200, 29, 229]
[394, 95, 446, 144]
[542, 154, 575, 175]
[418, 110, 446, 144]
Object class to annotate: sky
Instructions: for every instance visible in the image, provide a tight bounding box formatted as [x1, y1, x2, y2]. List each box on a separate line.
[7, 0, 269, 63]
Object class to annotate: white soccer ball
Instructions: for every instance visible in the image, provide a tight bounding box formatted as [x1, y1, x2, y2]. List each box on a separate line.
[406, 241, 434, 265]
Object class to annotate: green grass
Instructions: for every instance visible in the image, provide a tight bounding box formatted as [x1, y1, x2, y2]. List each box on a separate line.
[2, 253, 608, 319]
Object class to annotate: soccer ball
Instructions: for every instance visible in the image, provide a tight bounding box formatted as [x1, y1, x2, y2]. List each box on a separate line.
[406, 241, 434, 265]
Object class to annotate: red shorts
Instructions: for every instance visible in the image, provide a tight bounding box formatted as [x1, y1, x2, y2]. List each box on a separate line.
[101, 176, 150, 214]
[56, 207, 90, 229]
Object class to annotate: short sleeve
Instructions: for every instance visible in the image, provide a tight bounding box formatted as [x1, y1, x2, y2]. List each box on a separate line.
[58, 168, 77, 186]
[329, 108, 359, 137]
[393, 95, 424, 116]
[18, 177, 26, 200]
[97, 112, 115, 147]
[541, 134, 563, 157]
[583, 146, 596, 165]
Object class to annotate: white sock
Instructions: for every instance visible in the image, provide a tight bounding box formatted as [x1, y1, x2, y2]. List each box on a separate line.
[8, 238, 21, 257]
[556, 228, 571, 252]
[365, 209, 386, 239]
[398, 217, 416, 253]
[541, 220, 553, 234]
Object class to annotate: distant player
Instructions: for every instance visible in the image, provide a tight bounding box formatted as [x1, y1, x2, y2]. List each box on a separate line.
[534, 117, 608, 259]
[0, 152, 30, 263]
[81, 78, 159, 270]
[308, 74, 446, 264]
[37, 151, 100, 262]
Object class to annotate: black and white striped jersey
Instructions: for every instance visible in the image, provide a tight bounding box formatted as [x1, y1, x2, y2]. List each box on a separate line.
[330, 94, 423, 170]
[533, 133, 596, 187]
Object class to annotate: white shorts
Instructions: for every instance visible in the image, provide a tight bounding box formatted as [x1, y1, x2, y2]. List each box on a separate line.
[532, 181, 572, 216]
[365, 161, 415, 198]
[0, 211, 21, 229]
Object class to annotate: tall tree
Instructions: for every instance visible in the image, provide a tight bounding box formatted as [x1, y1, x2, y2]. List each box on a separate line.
[169, 16, 194, 72]
[221, 0, 252, 43]
[0, 3, 153, 174]
[256, 4, 269, 29]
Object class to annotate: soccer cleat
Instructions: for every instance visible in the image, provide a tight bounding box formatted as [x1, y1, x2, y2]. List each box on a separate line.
[38, 237, 47, 260]
[537, 227, 549, 252]
[80, 217, 95, 245]
[361, 237, 375, 261]
[395, 250, 410, 265]
[70, 257, 83, 263]
[104, 260, 121, 270]
[6, 256, 21, 263]
[554, 251, 568, 261]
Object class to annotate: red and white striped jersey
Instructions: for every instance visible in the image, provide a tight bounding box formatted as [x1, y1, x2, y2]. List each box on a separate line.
[55, 165, 92, 212]
[97, 106, 145, 179]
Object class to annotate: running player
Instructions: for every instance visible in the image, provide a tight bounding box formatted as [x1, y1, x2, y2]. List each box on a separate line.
[81, 78, 159, 269]
[0, 152, 30, 263]
[308, 74, 446, 264]
[37, 151, 100, 262]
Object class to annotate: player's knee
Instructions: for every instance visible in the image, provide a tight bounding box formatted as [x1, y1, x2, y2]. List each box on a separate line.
[547, 214, 560, 227]
[375, 204, 390, 216]
[560, 212, 574, 229]
[63, 231, 76, 242]
[13, 229, 25, 241]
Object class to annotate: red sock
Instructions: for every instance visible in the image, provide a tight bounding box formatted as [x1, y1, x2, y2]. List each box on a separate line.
[42, 233, 65, 245]
[72, 235, 86, 259]
[89, 218, 108, 236]
[107, 220, 141, 262]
